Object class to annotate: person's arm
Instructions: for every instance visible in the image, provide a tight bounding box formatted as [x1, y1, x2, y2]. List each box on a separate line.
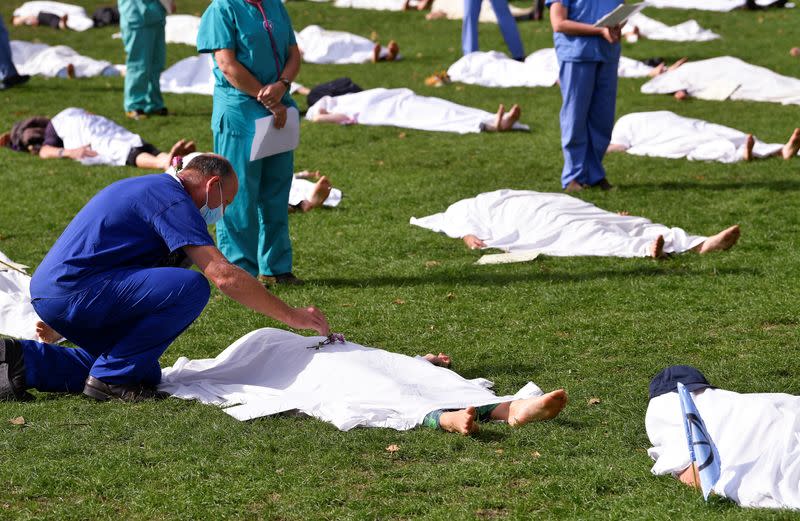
[39, 144, 97, 160]
[183, 244, 330, 335]
[213, 48, 264, 99]
[549, 2, 621, 43]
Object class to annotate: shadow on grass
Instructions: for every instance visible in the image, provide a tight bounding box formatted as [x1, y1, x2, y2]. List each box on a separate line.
[312, 266, 760, 288]
[626, 179, 800, 192]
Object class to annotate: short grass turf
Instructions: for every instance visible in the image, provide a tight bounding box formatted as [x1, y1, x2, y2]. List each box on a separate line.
[2, 1, 800, 519]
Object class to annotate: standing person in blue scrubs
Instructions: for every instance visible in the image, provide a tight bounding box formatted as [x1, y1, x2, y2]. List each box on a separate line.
[0, 15, 29, 90]
[463, 0, 525, 61]
[547, 0, 622, 192]
[118, 0, 173, 120]
[0, 154, 329, 402]
[197, 0, 303, 286]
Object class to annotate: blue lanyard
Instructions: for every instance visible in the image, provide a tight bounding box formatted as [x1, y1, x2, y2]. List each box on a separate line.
[244, 0, 283, 76]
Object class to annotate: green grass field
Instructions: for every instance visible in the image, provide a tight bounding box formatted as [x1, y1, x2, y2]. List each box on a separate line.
[2, 1, 800, 519]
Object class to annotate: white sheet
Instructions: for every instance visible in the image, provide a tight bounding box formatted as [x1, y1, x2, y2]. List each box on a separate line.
[332, 0, 411, 10]
[410, 189, 706, 257]
[645, 0, 775, 11]
[623, 12, 719, 41]
[641, 56, 800, 105]
[447, 50, 654, 88]
[10, 40, 119, 78]
[165, 14, 201, 46]
[611, 111, 786, 163]
[12, 1, 94, 31]
[288, 176, 343, 208]
[50, 107, 144, 166]
[429, 0, 533, 23]
[160, 327, 543, 428]
[647, 388, 800, 510]
[0, 252, 38, 341]
[160, 54, 215, 95]
[306, 87, 529, 134]
[295, 25, 396, 64]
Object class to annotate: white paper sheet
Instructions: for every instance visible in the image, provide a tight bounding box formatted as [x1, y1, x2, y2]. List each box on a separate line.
[595, 2, 646, 27]
[475, 250, 540, 265]
[250, 107, 300, 161]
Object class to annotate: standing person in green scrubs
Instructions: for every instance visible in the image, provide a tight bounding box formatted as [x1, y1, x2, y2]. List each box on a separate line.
[197, 0, 303, 285]
[119, 0, 173, 120]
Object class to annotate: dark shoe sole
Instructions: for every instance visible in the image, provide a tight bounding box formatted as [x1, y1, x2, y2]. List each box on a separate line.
[1, 338, 33, 401]
[83, 376, 168, 402]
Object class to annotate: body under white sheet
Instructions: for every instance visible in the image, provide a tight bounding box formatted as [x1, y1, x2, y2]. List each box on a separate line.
[11, 40, 120, 78]
[12, 1, 94, 31]
[0, 252, 38, 341]
[623, 12, 719, 41]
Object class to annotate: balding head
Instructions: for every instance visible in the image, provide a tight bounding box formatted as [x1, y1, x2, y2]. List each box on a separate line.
[175, 153, 238, 211]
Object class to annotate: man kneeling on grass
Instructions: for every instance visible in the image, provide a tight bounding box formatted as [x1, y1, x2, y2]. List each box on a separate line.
[0, 154, 328, 402]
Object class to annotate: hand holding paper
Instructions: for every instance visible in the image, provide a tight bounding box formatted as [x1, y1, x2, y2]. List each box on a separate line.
[250, 107, 301, 161]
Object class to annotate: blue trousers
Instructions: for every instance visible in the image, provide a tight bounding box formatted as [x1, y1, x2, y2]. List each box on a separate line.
[121, 22, 166, 112]
[22, 268, 209, 392]
[0, 16, 19, 80]
[462, 0, 525, 60]
[558, 59, 619, 188]
[214, 127, 294, 277]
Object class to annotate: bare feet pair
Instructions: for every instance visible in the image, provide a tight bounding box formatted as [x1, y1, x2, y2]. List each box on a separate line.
[486, 104, 521, 132]
[742, 129, 800, 161]
[423, 352, 451, 367]
[438, 389, 569, 435]
[371, 41, 400, 63]
[294, 170, 333, 212]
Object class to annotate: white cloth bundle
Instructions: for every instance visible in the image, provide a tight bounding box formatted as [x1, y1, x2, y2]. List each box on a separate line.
[623, 12, 719, 41]
[10, 40, 119, 78]
[647, 388, 800, 509]
[12, 1, 94, 31]
[611, 111, 786, 163]
[50, 108, 144, 166]
[332, 0, 411, 10]
[160, 327, 543, 428]
[641, 56, 800, 105]
[165, 14, 201, 46]
[447, 50, 654, 89]
[295, 25, 396, 64]
[160, 54, 215, 95]
[0, 252, 38, 341]
[306, 87, 529, 134]
[644, 0, 777, 11]
[410, 189, 705, 257]
[429, 0, 534, 23]
[288, 177, 342, 208]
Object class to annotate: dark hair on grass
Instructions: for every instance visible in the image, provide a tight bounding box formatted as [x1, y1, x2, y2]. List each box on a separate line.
[183, 154, 235, 180]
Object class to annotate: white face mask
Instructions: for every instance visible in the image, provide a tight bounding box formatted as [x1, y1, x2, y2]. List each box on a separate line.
[199, 179, 224, 225]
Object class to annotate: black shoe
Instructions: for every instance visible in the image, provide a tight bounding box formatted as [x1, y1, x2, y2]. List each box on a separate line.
[82, 375, 169, 402]
[1, 74, 30, 90]
[1, 338, 33, 401]
[148, 107, 169, 116]
[258, 272, 304, 287]
[595, 178, 615, 191]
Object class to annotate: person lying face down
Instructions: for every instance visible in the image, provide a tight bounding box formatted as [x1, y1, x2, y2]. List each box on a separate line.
[646, 365, 800, 510]
[0, 107, 195, 170]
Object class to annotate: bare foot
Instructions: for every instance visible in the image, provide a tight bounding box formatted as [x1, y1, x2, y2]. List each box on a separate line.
[650, 235, 665, 259]
[499, 104, 521, 131]
[303, 176, 332, 212]
[564, 180, 583, 193]
[295, 169, 321, 181]
[743, 134, 755, 161]
[386, 40, 400, 62]
[782, 128, 800, 160]
[426, 10, 446, 19]
[698, 225, 740, 254]
[371, 43, 381, 63]
[423, 352, 451, 367]
[674, 89, 689, 101]
[494, 104, 505, 131]
[59, 14, 68, 30]
[668, 57, 688, 71]
[417, 0, 433, 9]
[65, 63, 75, 79]
[439, 407, 478, 435]
[507, 389, 568, 427]
[790, 47, 800, 57]
[607, 143, 628, 153]
[36, 320, 63, 344]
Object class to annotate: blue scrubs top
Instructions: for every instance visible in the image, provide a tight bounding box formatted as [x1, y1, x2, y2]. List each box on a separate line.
[546, 0, 622, 62]
[197, 0, 297, 136]
[30, 174, 214, 297]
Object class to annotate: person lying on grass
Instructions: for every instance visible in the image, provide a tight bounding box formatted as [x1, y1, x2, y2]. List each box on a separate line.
[0, 107, 195, 170]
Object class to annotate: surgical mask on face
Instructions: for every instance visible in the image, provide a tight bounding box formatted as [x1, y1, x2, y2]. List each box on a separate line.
[199, 179, 224, 225]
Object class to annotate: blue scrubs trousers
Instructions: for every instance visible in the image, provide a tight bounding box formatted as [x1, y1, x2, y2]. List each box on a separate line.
[0, 16, 19, 80]
[462, 0, 525, 60]
[214, 128, 294, 277]
[121, 22, 166, 112]
[558, 59, 618, 188]
[21, 268, 209, 392]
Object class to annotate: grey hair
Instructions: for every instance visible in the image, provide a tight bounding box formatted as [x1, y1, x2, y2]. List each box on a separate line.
[182, 154, 235, 180]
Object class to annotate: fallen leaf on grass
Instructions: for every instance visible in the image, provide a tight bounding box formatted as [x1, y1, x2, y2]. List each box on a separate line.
[275, 468, 284, 475]
[370, 31, 378, 41]
[9, 416, 25, 426]
[587, 397, 601, 406]
[424, 260, 440, 268]
[385, 444, 400, 453]
[494, 449, 504, 455]
[445, 292, 456, 301]
[398, 132, 407, 139]
[341, 303, 354, 308]
[531, 451, 541, 459]
[392, 298, 406, 305]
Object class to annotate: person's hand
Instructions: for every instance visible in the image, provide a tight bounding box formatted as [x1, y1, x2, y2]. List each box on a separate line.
[287, 306, 330, 336]
[66, 145, 98, 160]
[270, 103, 288, 129]
[463, 234, 486, 250]
[257, 82, 288, 110]
[601, 25, 621, 44]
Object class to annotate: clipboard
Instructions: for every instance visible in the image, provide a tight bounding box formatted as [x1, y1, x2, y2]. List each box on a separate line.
[249, 107, 301, 161]
[594, 3, 646, 28]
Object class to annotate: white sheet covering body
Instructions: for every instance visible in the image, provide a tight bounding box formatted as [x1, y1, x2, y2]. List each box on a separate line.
[160, 328, 542, 428]
[429, 0, 533, 23]
[0, 252, 37, 341]
[165, 14, 201, 46]
[11, 40, 118, 78]
[288, 177, 342, 208]
[50, 108, 144, 166]
[295, 25, 395, 64]
[306, 88, 529, 134]
[332, 0, 409, 10]
[641, 56, 800, 105]
[611, 111, 786, 163]
[623, 12, 719, 41]
[410, 189, 705, 257]
[644, 0, 774, 10]
[647, 388, 800, 510]
[447, 50, 653, 88]
[12, 1, 94, 31]
[160, 54, 215, 95]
